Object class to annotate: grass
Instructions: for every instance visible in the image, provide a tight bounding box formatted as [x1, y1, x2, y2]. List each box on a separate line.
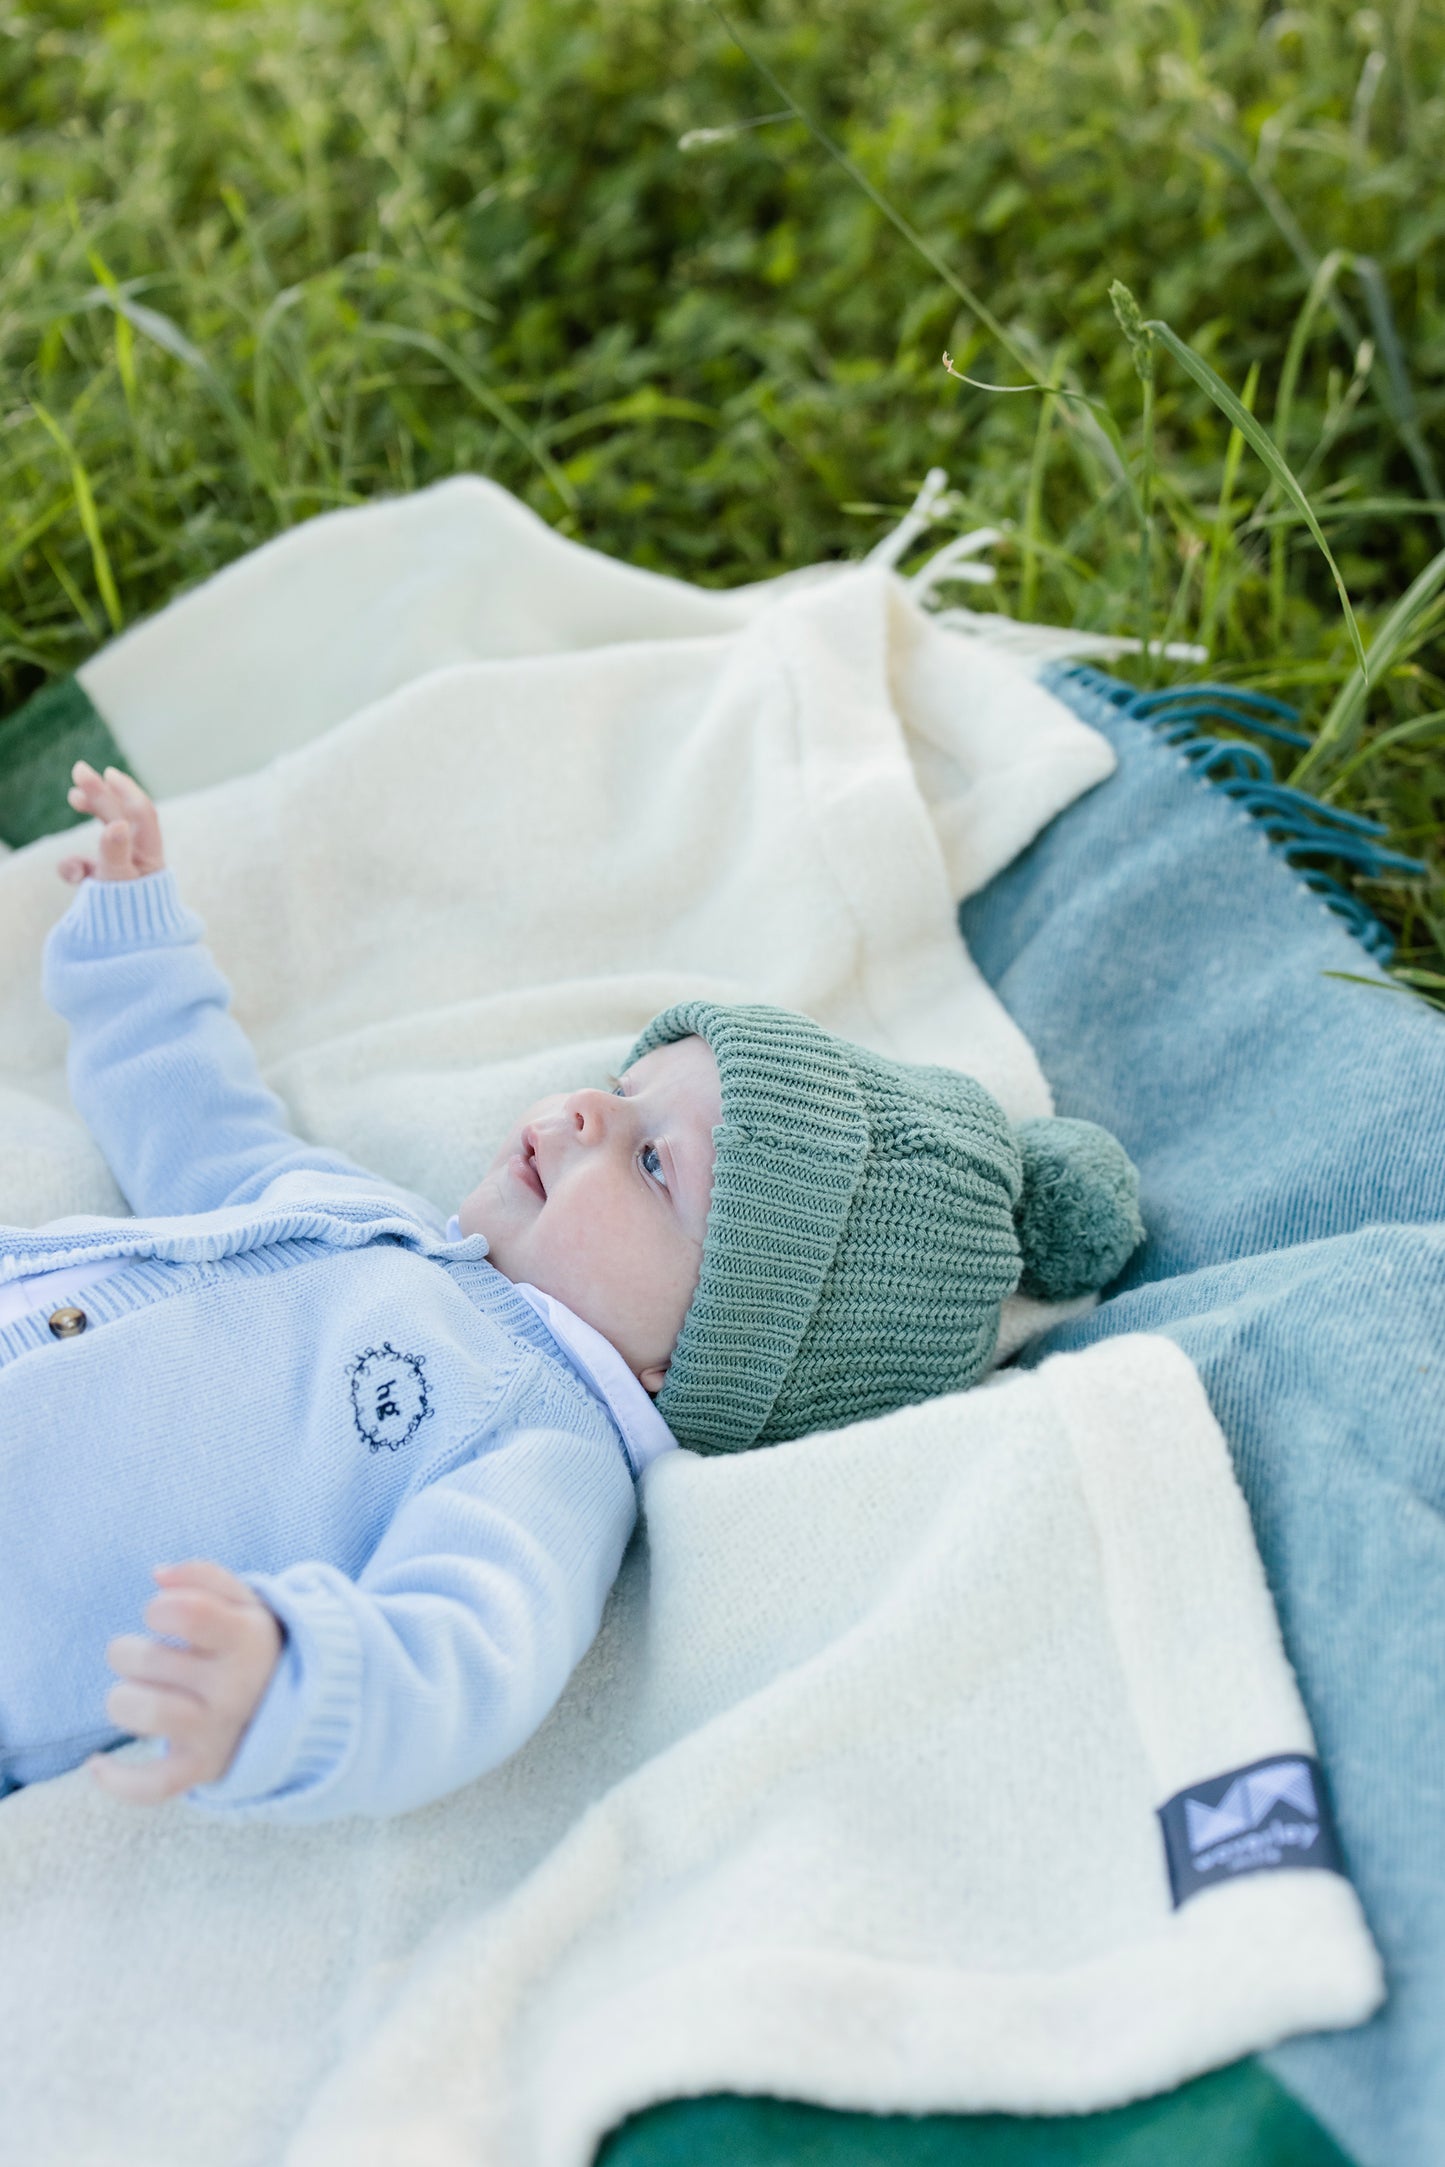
[2, 0, 1442, 984]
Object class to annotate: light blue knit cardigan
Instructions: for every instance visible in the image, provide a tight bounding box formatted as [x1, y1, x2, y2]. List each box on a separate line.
[0, 871, 637, 1820]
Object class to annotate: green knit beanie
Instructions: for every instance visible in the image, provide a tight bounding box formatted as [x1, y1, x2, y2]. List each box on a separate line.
[627, 1001, 1145, 1454]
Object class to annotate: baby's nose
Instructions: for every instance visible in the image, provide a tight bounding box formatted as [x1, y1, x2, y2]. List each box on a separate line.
[567, 1088, 615, 1140]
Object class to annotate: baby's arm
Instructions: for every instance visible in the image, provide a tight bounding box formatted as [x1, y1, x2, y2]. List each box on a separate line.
[45, 764, 386, 1218]
[186, 1422, 637, 1822]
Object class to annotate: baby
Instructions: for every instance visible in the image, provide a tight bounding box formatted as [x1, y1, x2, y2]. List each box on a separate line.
[0, 762, 1144, 1824]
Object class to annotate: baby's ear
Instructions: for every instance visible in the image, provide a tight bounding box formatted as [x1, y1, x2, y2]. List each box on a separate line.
[638, 1361, 669, 1397]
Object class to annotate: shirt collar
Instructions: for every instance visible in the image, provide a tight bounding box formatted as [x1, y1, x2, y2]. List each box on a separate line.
[445, 1217, 678, 1478]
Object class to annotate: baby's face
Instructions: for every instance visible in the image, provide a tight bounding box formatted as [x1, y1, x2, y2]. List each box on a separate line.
[456, 1034, 722, 1394]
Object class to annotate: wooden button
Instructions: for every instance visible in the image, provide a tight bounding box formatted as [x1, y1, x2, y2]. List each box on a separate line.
[47, 1306, 88, 1338]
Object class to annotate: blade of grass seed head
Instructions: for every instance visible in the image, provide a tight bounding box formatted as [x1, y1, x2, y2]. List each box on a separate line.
[29, 401, 123, 634]
[1146, 320, 1366, 678]
[1291, 544, 1445, 787]
[359, 323, 578, 510]
[1322, 708, 1445, 799]
[1200, 359, 1258, 657]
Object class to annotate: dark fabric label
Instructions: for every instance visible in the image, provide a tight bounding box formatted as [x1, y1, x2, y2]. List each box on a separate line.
[1158, 1754, 1344, 1909]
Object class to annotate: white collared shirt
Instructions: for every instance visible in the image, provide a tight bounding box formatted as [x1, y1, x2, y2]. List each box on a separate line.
[448, 1217, 677, 1478]
[0, 1251, 131, 1326]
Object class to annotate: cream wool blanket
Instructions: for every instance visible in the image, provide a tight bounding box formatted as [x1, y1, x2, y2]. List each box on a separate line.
[0, 481, 1380, 2163]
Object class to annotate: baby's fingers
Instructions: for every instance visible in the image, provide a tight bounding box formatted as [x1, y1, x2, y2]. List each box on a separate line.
[105, 1675, 207, 1745]
[89, 1744, 197, 1806]
[155, 1558, 255, 1600]
[105, 1629, 208, 1695]
[66, 759, 109, 814]
[96, 818, 137, 879]
[66, 761, 165, 879]
[142, 1584, 239, 1654]
[106, 766, 163, 870]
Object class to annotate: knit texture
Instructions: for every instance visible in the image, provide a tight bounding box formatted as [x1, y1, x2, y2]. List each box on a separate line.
[630, 1003, 1145, 1454]
[1015, 1116, 1147, 1301]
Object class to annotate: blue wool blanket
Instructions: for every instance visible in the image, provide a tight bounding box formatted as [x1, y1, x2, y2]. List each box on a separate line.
[964, 669, 1445, 2167]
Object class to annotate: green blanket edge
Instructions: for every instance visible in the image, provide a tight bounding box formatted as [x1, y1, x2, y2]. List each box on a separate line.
[597, 2061, 1355, 2167]
[0, 671, 1360, 2167]
[0, 674, 130, 848]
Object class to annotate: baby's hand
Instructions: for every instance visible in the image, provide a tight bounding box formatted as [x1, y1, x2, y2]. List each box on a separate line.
[57, 760, 165, 885]
[91, 1561, 283, 1805]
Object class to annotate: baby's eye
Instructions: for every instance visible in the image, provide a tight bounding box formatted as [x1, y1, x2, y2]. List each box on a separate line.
[640, 1143, 667, 1188]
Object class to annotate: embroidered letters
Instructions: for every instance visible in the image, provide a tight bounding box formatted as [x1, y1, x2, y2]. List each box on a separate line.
[347, 1342, 432, 1453]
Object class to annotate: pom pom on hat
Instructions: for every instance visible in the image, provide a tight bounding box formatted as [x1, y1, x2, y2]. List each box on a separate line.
[1013, 1117, 1145, 1302]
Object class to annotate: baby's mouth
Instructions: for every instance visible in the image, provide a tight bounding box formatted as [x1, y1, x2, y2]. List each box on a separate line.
[513, 1128, 547, 1201]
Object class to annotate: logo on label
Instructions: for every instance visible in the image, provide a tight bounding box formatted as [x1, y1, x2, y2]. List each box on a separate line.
[1158, 1754, 1344, 1909]
[347, 1343, 432, 1453]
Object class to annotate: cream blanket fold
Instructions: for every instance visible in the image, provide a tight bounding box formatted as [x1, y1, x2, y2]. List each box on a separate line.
[0, 480, 1380, 2162]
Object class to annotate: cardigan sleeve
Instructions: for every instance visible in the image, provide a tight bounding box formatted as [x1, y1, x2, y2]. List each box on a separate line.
[42, 869, 389, 1217]
[188, 1420, 639, 1822]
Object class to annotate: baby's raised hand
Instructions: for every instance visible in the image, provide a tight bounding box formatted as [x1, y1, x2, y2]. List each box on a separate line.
[91, 1561, 283, 1805]
[57, 760, 166, 885]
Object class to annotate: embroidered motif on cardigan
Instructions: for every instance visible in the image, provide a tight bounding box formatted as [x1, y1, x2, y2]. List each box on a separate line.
[347, 1342, 432, 1452]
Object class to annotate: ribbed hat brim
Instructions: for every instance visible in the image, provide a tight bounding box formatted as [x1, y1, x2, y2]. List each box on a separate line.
[627, 1002, 869, 1451]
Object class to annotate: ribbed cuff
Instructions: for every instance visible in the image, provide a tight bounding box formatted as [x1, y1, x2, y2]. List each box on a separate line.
[60, 867, 202, 951]
[188, 1569, 364, 1816]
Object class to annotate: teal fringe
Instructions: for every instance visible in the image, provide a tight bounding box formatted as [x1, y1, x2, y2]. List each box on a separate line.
[1043, 667, 1424, 964]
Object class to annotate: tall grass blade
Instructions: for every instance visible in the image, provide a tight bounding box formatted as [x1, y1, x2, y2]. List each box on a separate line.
[1211, 138, 1445, 544]
[82, 284, 281, 507]
[29, 401, 124, 633]
[1269, 256, 1347, 639]
[1146, 319, 1366, 676]
[1354, 255, 1445, 543]
[1322, 707, 1445, 798]
[1201, 359, 1258, 656]
[1019, 360, 1061, 620]
[1291, 543, 1445, 786]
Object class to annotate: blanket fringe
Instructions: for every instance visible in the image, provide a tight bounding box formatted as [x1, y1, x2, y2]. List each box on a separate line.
[876, 469, 1207, 663]
[873, 474, 1422, 964]
[1042, 666, 1425, 963]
